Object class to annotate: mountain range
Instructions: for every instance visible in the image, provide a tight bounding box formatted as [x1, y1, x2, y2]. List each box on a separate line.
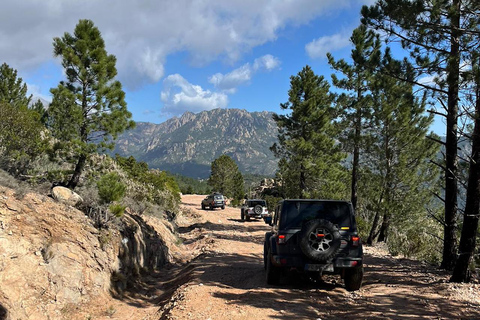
[112, 108, 279, 178]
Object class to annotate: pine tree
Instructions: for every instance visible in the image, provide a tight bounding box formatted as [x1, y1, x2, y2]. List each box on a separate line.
[0, 63, 32, 109]
[30, 100, 47, 124]
[451, 53, 480, 282]
[48, 19, 135, 189]
[364, 49, 440, 247]
[327, 25, 381, 210]
[361, 0, 480, 270]
[0, 102, 47, 172]
[208, 154, 244, 201]
[0, 64, 46, 173]
[271, 65, 347, 199]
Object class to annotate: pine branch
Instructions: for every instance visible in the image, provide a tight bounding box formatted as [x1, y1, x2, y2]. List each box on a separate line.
[428, 109, 447, 118]
[430, 159, 446, 171]
[425, 231, 444, 243]
[426, 207, 446, 226]
[427, 135, 446, 146]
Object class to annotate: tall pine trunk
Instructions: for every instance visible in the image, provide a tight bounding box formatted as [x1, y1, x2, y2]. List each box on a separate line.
[67, 153, 87, 190]
[441, 0, 461, 270]
[450, 71, 480, 283]
[299, 164, 306, 199]
[367, 210, 381, 245]
[377, 212, 389, 242]
[351, 107, 361, 210]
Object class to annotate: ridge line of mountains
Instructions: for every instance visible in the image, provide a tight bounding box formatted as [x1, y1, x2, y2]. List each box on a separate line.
[112, 108, 279, 179]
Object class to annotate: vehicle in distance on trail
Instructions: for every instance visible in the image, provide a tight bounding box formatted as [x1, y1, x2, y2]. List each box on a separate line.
[263, 199, 363, 291]
[201, 193, 226, 210]
[241, 199, 270, 221]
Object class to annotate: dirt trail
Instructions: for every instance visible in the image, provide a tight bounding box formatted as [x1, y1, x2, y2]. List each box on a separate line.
[150, 195, 480, 320]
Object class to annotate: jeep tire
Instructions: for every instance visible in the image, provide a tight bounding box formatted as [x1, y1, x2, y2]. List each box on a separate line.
[344, 266, 363, 291]
[254, 204, 263, 215]
[299, 219, 341, 263]
[266, 249, 280, 285]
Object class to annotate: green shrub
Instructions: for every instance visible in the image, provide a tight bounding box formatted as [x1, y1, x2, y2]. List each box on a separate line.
[97, 172, 126, 204]
[262, 195, 283, 214]
[109, 203, 126, 217]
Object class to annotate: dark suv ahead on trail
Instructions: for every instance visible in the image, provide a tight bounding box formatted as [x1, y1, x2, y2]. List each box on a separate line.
[201, 193, 226, 210]
[263, 199, 363, 291]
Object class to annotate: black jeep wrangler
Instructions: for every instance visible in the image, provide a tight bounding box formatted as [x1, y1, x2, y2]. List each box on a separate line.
[263, 199, 363, 291]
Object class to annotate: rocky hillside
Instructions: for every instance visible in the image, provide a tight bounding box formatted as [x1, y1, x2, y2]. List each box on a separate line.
[113, 108, 279, 178]
[0, 186, 188, 320]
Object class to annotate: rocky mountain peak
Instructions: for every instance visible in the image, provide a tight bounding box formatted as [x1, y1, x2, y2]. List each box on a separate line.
[113, 108, 279, 178]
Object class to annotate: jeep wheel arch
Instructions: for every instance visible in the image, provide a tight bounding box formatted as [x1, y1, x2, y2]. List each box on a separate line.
[299, 219, 341, 263]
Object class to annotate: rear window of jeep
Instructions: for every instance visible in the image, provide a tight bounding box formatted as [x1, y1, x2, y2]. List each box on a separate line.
[281, 201, 352, 229]
[247, 200, 266, 207]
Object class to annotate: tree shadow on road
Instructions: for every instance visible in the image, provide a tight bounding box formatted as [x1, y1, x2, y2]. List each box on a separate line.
[0, 303, 8, 320]
[202, 252, 480, 320]
[177, 220, 269, 245]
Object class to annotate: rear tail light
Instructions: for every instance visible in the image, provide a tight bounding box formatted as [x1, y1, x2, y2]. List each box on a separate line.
[277, 234, 286, 244]
[351, 236, 360, 246]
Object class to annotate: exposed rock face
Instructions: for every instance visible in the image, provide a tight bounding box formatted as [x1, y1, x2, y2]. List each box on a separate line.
[0, 188, 114, 319]
[113, 108, 279, 178]
[0, 187, 173, 319]
[51, 186, 83, 206]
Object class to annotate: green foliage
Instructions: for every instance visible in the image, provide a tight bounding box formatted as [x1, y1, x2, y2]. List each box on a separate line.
[208, 154, 244, 200]
[172, 173, 210, 194]
[0, 102, 48, 174]
[0, 63, 47, 174]
[271, 65, 348, 199]
[115, 155, 149, 179]
[97, 172, 126, 204]
[262, 194, 283, 214]
[327, 24, 381, 208]
[48, 19, 135, 189]
[109, 203, 126, 217]
[30, 100, 48, 125]
[0, 63, 31, 109]
[361, 49, 441, 248]
[115, 154, 181, 210]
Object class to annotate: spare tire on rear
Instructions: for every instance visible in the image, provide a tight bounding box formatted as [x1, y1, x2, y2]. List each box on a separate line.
[254, 204, 263, 215]
[299, 219, 341, 263]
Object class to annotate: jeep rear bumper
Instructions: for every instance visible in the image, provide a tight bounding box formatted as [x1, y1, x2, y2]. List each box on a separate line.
[271, 255, 362, 270]
[247, 213, 270, 218]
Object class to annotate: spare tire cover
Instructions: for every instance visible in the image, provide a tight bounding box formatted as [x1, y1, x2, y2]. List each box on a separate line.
[299, 219, 341, 263]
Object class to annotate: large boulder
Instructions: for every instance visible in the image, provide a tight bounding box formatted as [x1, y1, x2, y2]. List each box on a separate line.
[51, 186, 83, 206]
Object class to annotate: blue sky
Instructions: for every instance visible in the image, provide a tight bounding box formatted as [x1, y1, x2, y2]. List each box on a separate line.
[1, 0, 444, 134]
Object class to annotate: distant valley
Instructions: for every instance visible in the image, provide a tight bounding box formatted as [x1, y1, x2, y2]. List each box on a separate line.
[112, 108, 279, 178]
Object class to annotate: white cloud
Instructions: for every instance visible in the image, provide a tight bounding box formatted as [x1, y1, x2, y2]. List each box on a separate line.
[305, 33, 351, 59]
[209, 54, 280, 92]
[161, 74, 228, 116]
[253, 54, 281, 71]
[0, 0, 358, 89]
[209, 65, 253, 93]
